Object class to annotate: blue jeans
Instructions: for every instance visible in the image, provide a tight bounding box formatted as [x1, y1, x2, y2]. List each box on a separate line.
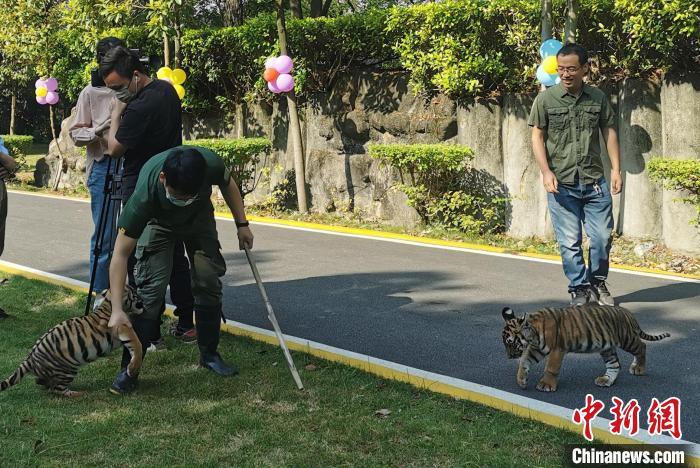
[547, 178, 614, 292]
[87, 158, 117, 292]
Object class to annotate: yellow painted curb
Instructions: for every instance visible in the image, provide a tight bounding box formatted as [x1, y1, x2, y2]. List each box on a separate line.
[230, 212, 700, 281]
[2, 263, 696, 465]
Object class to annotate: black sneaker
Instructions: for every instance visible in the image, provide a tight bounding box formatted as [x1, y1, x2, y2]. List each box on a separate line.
[109, 368, 138, 395]
[569, 286, 590, 306]
[200, 353, 239, 377]
[591, 281, 614, 306]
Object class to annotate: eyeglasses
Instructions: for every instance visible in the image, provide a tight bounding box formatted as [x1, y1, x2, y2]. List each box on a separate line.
[557, 66, 581, 74]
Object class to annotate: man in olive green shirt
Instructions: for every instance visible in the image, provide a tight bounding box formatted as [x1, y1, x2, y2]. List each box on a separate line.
[528, 43, 623, 306]
[108, 145, 254, 394]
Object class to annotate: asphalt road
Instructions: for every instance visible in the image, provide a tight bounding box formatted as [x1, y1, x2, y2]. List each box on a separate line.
[3, 191, 699, 442]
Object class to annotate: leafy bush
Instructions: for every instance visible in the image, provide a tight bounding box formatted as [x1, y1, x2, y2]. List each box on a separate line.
[369, 143, 507, 235]
[185, 137, 272, 196]
[1, 135, 33, 157]
[648, 157, 700, 224]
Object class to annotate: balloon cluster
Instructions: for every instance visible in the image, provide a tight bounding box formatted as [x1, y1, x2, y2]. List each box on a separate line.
[263, 55, 294, 94]
[536, 39, 563, 87]
[35, 77, 60, 105]
[156, 67, 187, 100]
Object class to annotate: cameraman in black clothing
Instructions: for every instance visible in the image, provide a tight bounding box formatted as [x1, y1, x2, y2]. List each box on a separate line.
[100, 46, 197, 356]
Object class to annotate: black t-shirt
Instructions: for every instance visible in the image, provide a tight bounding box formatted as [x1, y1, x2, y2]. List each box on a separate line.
[115, 79, 182, 177]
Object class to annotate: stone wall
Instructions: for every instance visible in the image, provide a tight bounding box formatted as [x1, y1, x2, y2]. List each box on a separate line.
[44, 71, 699, 253]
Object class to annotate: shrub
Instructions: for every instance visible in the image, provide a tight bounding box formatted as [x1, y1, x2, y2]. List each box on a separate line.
[1, 135, 33, 174]
[185, 137, 272, 196]
[648, 157, 700, 224]
[369, 143, 507, 235]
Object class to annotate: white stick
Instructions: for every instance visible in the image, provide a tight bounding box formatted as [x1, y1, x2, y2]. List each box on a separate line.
[244, 245, 304, 390]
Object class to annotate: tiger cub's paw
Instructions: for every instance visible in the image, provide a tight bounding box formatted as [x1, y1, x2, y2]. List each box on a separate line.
[629, 363, 645, 376]
[536, 378, 557, 392]
[595, 375, 615, 387]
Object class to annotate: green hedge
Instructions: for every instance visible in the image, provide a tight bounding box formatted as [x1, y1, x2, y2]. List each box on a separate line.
[369, 143, 507, 235]
[1, 135, 33, 157]
[181, 10, 396, 110]
[185, 137, 272, 196]
[648, 157, 700, 224]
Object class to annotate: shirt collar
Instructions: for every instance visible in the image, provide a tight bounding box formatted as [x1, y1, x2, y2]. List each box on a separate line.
[557, 82, 591, 99]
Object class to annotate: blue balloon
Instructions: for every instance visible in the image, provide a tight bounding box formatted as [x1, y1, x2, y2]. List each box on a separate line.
[540, 39, 563, 58]
[536, 64, 558, 87]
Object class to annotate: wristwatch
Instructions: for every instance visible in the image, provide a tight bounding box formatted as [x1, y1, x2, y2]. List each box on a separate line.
[235, 220, 250, 228]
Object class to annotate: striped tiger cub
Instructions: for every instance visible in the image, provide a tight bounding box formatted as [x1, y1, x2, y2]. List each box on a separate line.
[0, 286, 144, 397]
[501, 304, 670, 392]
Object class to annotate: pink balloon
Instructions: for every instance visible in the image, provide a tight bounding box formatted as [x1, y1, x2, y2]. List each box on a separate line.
[275, 73, 294, 93]
[264, 57, 277, 69]
[274, 55, 293, 74]
[36, 95, 47, 105]
[45, 91, 59, 105]
[35, 78, 47, 89]
[267, 81, 281, 94]
[45, 77, 58, 92]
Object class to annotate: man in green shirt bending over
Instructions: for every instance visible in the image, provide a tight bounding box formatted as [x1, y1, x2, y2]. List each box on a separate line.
[528, 43, 623, 306]
[107, 145, 254, 394]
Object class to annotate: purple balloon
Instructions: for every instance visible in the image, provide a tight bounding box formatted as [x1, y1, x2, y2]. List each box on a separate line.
[275, 74, 294, 93]
[267, 81, 281, 94]
[35, 78, 47, 89]
[36, 95, 47, 105]
[274, 55, 293, 74]
[45, 77, 58, 92]
[45, 91, 59, 105]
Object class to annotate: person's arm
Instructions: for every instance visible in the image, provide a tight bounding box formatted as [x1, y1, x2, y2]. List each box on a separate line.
[532, 127, 558, 193]
[221, 178, 254, 250]
[107, 231, 138, 329]
[0, 151, 17, 173]
[602, 127, 623, 195]
[106, 98, 128, 159]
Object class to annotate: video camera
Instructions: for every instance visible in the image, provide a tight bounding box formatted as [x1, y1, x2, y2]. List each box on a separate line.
[91, 48, 164, 88]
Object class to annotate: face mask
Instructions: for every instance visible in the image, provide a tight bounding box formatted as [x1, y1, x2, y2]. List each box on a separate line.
[165, 187, 197, 207]
[115, 75, 138, 103]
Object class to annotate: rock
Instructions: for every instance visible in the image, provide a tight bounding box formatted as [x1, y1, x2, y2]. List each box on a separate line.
[41, 106, 85, 189]
[633, 241, 655, 258]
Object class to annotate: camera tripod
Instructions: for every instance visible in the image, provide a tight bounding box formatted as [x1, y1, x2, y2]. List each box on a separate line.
[84, 156, 124, 315]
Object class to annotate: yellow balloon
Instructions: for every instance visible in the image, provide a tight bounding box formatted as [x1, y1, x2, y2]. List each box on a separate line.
[36, 87, 48, 97]
[157, 67, 174, 80]
[173, 84, 185, 100]
[543, 55, 558, 74]
[171, 68, 187, 85]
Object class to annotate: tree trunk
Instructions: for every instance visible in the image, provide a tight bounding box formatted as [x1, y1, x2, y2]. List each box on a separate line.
[290, 0, 303, 18]
[223, 0, 244, 26]
[276, 0, 308, 213]
[321, 0, 333, 16]
[9, 93, 16, 135]
[310, 0, 322, 17]
[163, 32, 171, 67]
[173, 18, 182, 68]
[49, 105, 63, 191]
[541, 0, 552, 42]
[564, 0, 577, 44]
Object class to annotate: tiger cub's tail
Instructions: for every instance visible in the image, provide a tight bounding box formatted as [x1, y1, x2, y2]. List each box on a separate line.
[640, 331, 671, 342]
[0, 360, 32, 391]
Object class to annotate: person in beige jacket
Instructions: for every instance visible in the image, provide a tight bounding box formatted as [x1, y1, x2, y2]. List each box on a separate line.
[70, 37, 125, 293]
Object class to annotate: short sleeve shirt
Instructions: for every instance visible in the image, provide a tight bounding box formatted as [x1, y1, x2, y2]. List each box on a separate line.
[528, 83, 615, 185]
[115, 79, 182, 177]
[117, 146, 231, 239]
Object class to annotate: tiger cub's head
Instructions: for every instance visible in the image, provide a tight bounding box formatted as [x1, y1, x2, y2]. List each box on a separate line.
[99, 285, 144, 316]
[501, 307, 531, 359]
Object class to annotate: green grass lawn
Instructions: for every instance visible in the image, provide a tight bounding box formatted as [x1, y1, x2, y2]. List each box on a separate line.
[0, 274, 584, 466]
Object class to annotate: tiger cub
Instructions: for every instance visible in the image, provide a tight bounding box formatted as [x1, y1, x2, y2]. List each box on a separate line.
[0, 286, 144, 397]
[501, 304, 670, 392]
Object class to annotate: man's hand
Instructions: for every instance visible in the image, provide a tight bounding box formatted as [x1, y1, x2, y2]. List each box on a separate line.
[237, 226, 254, 250]
[108, 307, 131, 330]
[610, 171, 623, 195]
[0, 166, 9, 180]
[542, 170, 559, 193]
